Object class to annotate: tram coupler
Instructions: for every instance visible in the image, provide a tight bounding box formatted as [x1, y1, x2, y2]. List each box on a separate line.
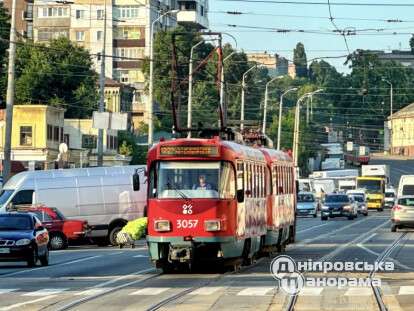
[168, 244, 193, 263]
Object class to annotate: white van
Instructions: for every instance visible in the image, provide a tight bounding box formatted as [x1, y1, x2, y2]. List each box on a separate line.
[0, 166, 146, 245]
[398, 175, 414, 197]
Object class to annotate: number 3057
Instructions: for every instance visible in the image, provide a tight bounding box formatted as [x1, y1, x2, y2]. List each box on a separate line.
[177, 219, 198, 229]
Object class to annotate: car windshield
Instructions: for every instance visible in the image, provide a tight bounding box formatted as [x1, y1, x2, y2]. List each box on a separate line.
[298, 194, 314, 202]
[154, 161, 235, 199]
[0, 215, 33, 230]
[357, 180, 382, 194]
[325, 195, 349, 203]
[352, 196, 364, 203]
[0, 190, 14, 205]
[398, 198, 414, 207]
[53, 208, 66, 220]
[385, 192, 395, 198]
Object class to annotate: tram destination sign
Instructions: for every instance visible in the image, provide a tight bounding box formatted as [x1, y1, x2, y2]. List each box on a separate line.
[160, 146, 219, 157]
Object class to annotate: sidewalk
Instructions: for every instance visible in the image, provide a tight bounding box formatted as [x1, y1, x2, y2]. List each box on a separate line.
[371, 152, 413, 161]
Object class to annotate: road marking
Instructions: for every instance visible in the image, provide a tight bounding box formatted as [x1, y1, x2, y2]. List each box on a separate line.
[1, 255, 102, 277]
[299, 287, 323, 296]
[0, 289, 18, 295]
[0, 295, 57, 311]
[108, 252, 124, 256]
[398, 286, 414, 295]
[237, 287, 275, 296]
[297, 223, 330, 234]
[133, 254, 149, 258]
[358, 233, 377, 245]
[129, 287, 170, 296]
[344, 287, 372, 296]
[23, 288, 68, 296]
[75, 288, 113, 296]
[319, 220, 390, 262]
[189, 286, 224, 296]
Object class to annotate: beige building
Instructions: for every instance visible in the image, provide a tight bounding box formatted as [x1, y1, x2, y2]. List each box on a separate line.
[3, 0, 34, 40]
[0, 105, 65, 170]
[388, 103, 414, 156]
[246, 52, 296, 79]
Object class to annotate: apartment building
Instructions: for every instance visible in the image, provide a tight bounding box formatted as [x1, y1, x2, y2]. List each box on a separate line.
[3, 0, 34, 40]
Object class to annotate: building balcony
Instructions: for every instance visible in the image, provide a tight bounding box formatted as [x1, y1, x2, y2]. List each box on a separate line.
[177, 10, 208, 29]
[23, 11, 33, 21]
[113, 39, 145, 48]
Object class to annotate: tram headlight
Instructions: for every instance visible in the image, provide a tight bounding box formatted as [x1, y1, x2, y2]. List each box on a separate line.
[154, 220, 171, 232]
[204, 220, 221, 232]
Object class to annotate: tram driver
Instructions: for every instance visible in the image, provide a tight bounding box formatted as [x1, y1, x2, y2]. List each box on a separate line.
[192, 175, 212, 190]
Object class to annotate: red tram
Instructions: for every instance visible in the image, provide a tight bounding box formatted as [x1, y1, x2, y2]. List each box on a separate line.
[144, 136, 296, 272]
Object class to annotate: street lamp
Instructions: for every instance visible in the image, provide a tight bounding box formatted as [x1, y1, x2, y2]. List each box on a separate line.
[382, 78, 393, 153]
[262, 76, 284, 135]
[293, 89, 323, 167]
[148, 9, 179, 146]
[277, 87, 298, 150]
[241, 64, 257, 131]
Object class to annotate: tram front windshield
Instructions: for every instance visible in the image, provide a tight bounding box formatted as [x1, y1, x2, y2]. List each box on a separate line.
[154, 161, 235, 199]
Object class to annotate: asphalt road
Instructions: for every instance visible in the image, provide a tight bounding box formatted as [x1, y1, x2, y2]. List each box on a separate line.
[0, 158, 413, 311]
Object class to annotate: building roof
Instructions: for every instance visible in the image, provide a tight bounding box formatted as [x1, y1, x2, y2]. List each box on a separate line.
[104, 78, 123, 87]
[390, 102, 414, 119]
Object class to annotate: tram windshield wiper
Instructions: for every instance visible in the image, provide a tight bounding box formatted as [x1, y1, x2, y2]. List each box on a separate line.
[166, 180, 191, 200]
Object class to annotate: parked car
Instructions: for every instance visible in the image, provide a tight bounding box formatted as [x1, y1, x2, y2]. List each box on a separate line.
[349, 194, 368, 216]
[21, 206, 89, 250]
[297, 192, 318, 217]
[321, 194, 358, 221]
[0, 166, 146, 246]
[391, 196, 414, 232]
[0, 213, 49, 267]
[384, 188, 396, 209]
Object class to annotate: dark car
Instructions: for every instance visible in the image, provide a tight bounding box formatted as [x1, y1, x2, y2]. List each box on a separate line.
[0, 213, 49, 267]
[321, 194, 358, 221]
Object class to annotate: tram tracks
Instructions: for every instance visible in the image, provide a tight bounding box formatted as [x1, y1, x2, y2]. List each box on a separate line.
[284, 231, 410, 311]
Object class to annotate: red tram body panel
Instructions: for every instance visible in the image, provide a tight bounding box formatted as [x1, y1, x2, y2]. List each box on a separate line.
[146, 137, 296, 270]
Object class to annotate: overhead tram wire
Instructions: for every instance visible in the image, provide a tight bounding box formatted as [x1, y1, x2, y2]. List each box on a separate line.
[217, 0, 414, 7]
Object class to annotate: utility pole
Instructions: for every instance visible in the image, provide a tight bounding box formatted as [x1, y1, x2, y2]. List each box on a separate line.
[277, 87, 297, 150]
[3, 0, 17, 182]
[262, 76, 283, 134]
[187, 41, 204, 138]
[97, 0, 107, 167]
[220, 51, 236, 130]
[383, 78, 393, 153]
[240, 65, 257, 131]
[148, 10, 178, 146]
[293, 89, 323, 167]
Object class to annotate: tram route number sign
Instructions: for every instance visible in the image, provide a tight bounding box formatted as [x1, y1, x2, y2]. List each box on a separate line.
[160, 146, 219, 157]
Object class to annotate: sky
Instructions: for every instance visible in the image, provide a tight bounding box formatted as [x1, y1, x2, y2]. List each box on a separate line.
[209, 0, 414, 72]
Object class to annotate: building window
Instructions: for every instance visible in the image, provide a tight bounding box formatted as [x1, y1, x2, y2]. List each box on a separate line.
[38, 6, 69, 18]
[200, 5, 204, 16]
[113, 6, 140, 20]
[60, 127, 64, 142]
[26, 23, 33, 39]
[82, 135, 97, 149]
[76, 31, 85, 42]
[76, 10, 85, 19]
[38, 28, 69, 41]
[47, 124, 53, 141]
[114, 48, 142, 60]
[53, 126, 60, 142]
[106, 135, 118, 150]
[97, 9, 104, 20]
[20, 126, 32, 146]
[114, 27, 142, 40]
[97, 30, 103, 41]
[64, 134, 70, 147]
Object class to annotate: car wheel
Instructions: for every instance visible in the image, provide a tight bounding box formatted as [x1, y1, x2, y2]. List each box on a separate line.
[40, 248, 49, 266]
[348, 215, 354, 220]
[27, 249, 37, 267]
[49, 233, 68, 250]
[313, 213, 317, 218]
[391, 225, 397, 232]
[109, 226, 124, 246]
[321, 216, 328, 221]
[363, 212, 368, 216]
[378, 208, 384, 212]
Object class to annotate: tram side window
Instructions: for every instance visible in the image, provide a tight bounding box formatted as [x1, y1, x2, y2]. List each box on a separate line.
[219, 162, 236, 199]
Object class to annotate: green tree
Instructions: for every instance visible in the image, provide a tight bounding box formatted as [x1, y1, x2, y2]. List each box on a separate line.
[293, 42, 308, 78]
[410, 35, 414, 53]
[14, 37, 98, 118]
[0, 3, 10, 104]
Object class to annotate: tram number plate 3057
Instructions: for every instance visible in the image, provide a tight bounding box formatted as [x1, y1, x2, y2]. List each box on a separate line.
[177, 219, 198, 229]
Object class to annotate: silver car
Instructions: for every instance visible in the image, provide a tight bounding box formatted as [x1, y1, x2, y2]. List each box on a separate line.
[391, 196, 414, 232]
[297, 192, 318, 218]
[350, 194, 368, 216]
